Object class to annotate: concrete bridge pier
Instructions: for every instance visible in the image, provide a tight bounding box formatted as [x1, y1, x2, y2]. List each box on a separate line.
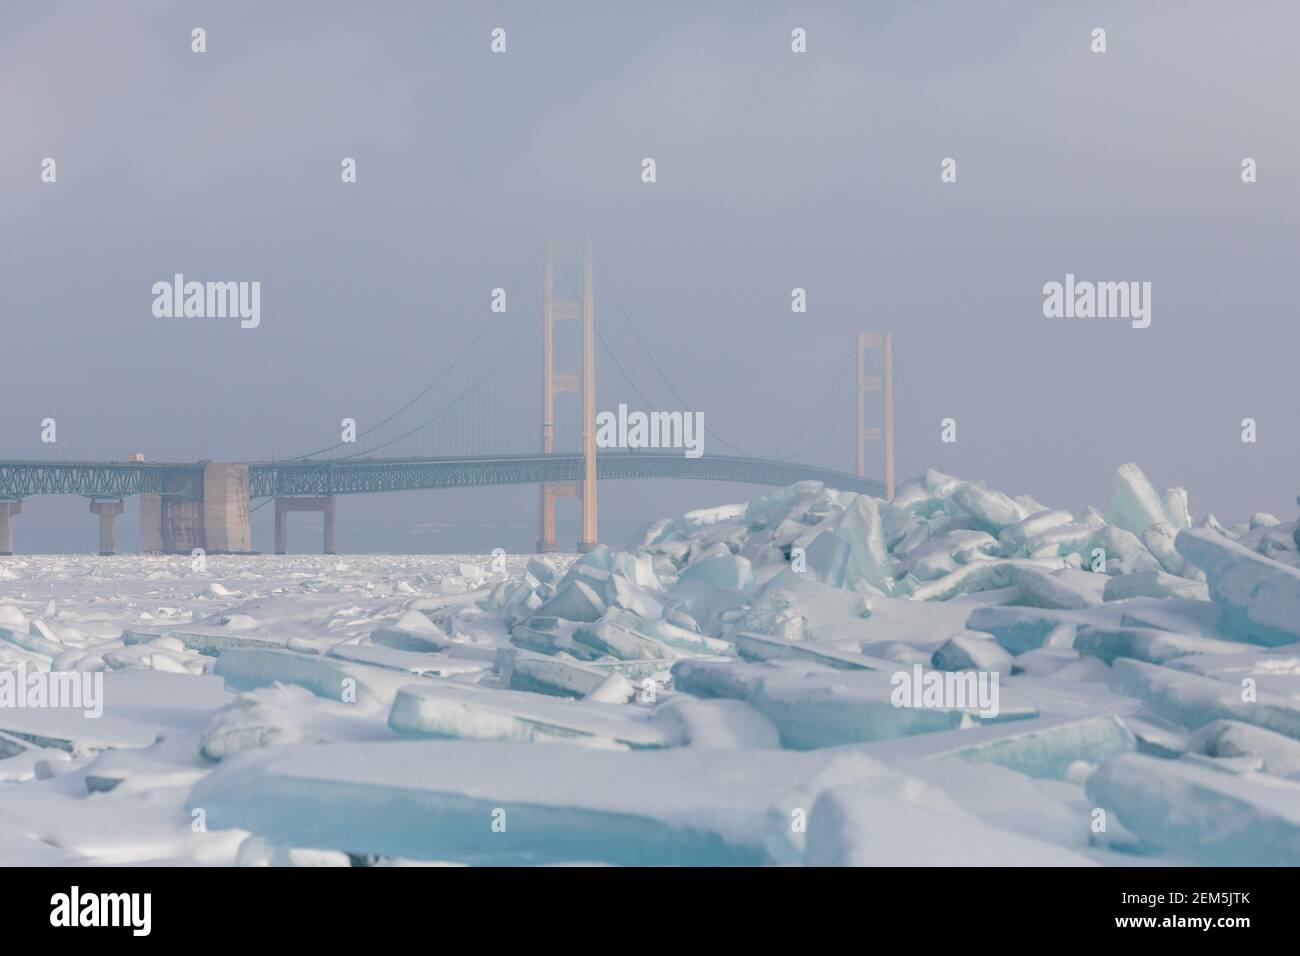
[139, 493, 204, 554]
[90, 499, 124, 555]
[202, 463, 252, 554]
[138, 462, 252, 555]
[0, 501, 20, 555]
[275, 496, 336, 555]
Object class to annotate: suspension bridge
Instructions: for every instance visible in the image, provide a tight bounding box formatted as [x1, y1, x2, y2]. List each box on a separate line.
[0, 242, 940, 555]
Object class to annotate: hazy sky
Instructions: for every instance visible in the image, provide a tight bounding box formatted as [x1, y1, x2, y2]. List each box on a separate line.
[2, 1, 1297, 553]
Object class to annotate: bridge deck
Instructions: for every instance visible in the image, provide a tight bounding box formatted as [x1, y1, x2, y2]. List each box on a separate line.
[0, 454, 885, 500]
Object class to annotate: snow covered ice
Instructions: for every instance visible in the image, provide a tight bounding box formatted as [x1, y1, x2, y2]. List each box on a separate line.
[2, 462, 1299, 866]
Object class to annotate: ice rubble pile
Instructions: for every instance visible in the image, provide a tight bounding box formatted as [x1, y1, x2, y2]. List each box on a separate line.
[1, 463, 1300, 866]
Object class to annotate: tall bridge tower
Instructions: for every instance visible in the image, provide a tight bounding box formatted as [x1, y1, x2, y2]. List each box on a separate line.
[538, 240, 598, 552]
[857, 332, 895, 500]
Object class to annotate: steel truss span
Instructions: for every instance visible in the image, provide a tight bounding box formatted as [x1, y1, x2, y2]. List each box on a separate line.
[0, 461, 202, 500]
[0, 455, 883, 501]
[249, 453, 885, 498]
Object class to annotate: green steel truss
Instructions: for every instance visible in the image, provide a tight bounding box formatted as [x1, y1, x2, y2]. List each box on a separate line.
[0, 453, 885, 501]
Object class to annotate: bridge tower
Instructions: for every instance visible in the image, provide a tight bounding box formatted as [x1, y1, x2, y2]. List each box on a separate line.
[538, 239, 599, 553]
[857, 332, 895, 500]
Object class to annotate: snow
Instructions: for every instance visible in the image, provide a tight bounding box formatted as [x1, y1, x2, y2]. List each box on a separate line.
[950, 484, 1031, 533]
[1074, 625, 1247, 666]
[498, 649, 609, 698]
[966, 605, 1084, 654]
[1190, 720, 1300, 778]
[931, 635, 1015, 673]
[388, 681, 666, 748]
[734, 630, 890, 671]
[1110, 658, 1300, 739]
[1086, 753, 1300, 865]
[936, 714, 1137, 780]
[584, 672, 636, 704]
[188, 742, 892, 866]
[1176, 527, 1300, 646]
[805, 786, 1094, 866]
[1102, 569, 1209, 602]
[1004, 565, 1103, 610]
[370, 619, 452, 653]
[742, 665, 1037, 749]
[0, 462, 1297, 865]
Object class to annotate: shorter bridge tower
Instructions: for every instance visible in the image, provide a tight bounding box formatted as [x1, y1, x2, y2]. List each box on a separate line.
[857, 333, 894, 500]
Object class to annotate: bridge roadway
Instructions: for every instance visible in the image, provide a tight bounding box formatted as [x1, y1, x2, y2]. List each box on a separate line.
[0, 453, 885, 500]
